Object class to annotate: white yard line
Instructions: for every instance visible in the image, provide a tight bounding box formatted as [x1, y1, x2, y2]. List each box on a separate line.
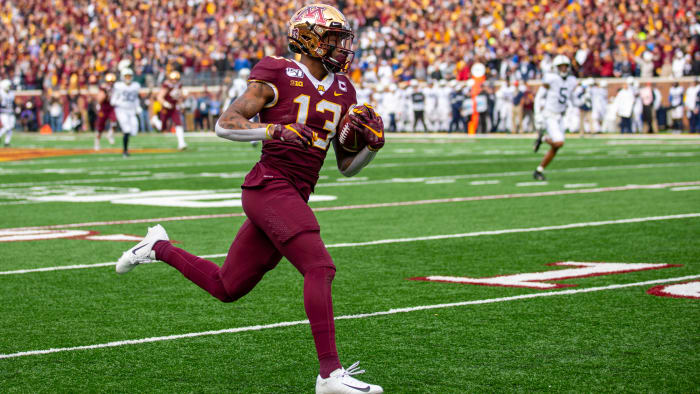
[1, 274, 697, 360]
[670, 186, 700, 191]
[3, 181, 699, 232]
[1, 212, 698, 276]
[316, 162, 699, 188]
[1, 155, 699, 188]
[516, 181, 548, 187]
[2, 150, 697, 174]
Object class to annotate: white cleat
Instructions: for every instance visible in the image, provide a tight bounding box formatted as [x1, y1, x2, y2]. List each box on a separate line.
[116, 224, 169, 274]
[316, 362, 383, 394]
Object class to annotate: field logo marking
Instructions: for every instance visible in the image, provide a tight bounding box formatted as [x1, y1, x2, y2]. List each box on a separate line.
[647, 281, 700, 299]
[411, 262, 681, 289]
[26, 189, 337, 208]
[0, 229, 143, 243]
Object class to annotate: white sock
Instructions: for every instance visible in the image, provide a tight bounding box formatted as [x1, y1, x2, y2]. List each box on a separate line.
[175, 126, 186, 148]
[3, 129, 12, 145]
[537, 165, 544, 173]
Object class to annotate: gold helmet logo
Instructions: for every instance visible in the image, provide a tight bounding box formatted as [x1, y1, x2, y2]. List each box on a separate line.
[168, 71, 181, 81]
[288, 4, 354, 73]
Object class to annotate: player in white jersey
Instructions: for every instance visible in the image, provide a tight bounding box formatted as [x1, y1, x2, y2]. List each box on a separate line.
[495, 79, 515, 132]
[668, 82, 684, 132]
[533, 85, 547, 133]
[436, 80, 452, 131]
[225, 68, 249, 110]
[224, 68, 259, 147]
[573, 78, 594, 135]
[532, 55, 577, 180]
[425, 81, 441, 131]
[591, 80, 608, 133]
[111, 68, 141, 157]
[0, 80, 16, 147]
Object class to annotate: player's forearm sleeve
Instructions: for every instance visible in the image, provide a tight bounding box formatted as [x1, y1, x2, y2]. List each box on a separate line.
[214, 120, 268, 142]
[340, 146, 377, 177]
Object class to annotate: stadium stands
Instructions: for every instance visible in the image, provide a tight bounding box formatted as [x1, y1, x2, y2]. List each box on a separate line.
[1, 0, 698, 90]
[0, 1, 698, 133]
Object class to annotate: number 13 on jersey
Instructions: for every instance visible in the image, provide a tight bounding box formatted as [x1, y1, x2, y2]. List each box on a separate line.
[293, 94, 342, 150]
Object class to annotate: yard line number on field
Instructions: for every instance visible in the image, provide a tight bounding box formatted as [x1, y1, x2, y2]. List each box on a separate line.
[1, 212, 698, 276]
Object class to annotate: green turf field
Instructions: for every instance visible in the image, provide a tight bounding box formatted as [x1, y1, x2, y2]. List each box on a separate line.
[1, 132, 699, 393]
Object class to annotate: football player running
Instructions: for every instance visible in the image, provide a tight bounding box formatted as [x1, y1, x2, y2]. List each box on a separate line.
[111, 68, 141, 157]
[532, 55, 577, 180]
[0, 79, 16, 147]
[153, 71, 187, 150]
[116, 4, 384, 394]
[94, 72, 117, 151]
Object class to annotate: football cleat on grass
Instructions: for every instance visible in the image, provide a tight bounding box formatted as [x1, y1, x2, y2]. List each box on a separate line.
[316, 362, 383, 394]
[533, 131, 544, 153]
[116, 224, 169, 274]
[533, 170, 546, 181]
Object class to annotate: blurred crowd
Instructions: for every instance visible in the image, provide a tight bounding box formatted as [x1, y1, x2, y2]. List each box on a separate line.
[367, 77, 700, 135]
[1, 0, 700, 136]
[1, 0, 699, 91]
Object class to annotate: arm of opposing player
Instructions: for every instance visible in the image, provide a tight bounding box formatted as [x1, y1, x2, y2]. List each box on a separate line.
[333, 138, 377, 177]
[214, 82, 273, 141]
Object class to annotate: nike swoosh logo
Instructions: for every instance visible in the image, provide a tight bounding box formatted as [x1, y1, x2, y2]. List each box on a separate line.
[342, 383, 371, 392]
[360, 122, 383, 138]
[132, 243, 148, 255]
[333, 92, 343, 96]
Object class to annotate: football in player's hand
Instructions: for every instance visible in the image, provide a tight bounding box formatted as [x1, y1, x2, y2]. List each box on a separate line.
[337, 111, 366, 152]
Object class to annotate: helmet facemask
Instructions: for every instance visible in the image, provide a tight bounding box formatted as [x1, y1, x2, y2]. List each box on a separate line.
[287, 4, 355, 74]
[557, 64, 569, 78]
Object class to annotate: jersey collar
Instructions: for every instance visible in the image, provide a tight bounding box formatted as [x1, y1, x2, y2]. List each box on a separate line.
[293, 59, 335, 95]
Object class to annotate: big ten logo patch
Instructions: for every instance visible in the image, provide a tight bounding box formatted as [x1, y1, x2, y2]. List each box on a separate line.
[290, 80, 304, 87]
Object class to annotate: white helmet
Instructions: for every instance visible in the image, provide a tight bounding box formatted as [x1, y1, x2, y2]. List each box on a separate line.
[121, 68, 134, 80]
[471, 62, 486, 78]
[552, 55, 570, 77]
[238, 68, 250, 79]
[0, 79, 11, 92]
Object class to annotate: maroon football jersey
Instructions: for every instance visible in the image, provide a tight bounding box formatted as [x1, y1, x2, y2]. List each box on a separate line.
[97, 83, 114, 114]
[163, 80, 182, 107]
[243, 56, 357, 199]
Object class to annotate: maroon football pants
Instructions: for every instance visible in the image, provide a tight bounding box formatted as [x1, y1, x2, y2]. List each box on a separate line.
[153, 180, 341, 377]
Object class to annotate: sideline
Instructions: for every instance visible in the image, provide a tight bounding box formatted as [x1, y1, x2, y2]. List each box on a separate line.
[1, 274, 698, 360]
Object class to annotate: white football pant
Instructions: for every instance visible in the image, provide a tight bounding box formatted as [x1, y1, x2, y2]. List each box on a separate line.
[115, 109, 139, 136]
